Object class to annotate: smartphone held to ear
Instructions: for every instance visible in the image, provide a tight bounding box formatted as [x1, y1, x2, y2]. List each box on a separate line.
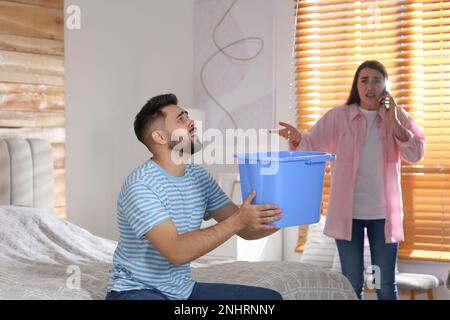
[383, 89, 390, 110]
[383, 80, 391, 110]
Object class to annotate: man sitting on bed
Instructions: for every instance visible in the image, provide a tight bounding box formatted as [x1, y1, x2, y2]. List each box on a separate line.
[105, 93, 283, 300]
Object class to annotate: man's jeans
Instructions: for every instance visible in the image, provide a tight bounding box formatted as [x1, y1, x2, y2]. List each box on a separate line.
[105, 282, 283, 300]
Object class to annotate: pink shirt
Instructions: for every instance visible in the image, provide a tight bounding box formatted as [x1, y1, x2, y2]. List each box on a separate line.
[290, 104, 426, 243]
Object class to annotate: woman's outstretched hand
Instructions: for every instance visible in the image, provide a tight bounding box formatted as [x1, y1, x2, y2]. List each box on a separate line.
[270, 122, 302, 148]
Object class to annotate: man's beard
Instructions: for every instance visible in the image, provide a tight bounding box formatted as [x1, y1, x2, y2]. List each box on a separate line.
[168, 134, 203, 155]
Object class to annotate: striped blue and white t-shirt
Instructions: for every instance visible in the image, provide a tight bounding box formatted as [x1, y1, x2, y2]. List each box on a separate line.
[106, 160, 231, 300]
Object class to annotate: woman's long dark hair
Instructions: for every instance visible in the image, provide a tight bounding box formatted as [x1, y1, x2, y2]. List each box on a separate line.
[346, 60, 389, 106]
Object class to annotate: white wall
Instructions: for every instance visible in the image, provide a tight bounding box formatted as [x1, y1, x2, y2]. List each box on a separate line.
[193, 0, 283, 261]
[274, 0, 303, 263]
[65, 0, 195, 240]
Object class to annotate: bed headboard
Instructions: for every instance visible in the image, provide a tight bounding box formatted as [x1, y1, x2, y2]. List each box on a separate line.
[0, 138, 54, 213]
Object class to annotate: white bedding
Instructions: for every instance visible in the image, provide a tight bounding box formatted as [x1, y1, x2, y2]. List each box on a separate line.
[0, 205, 115, 300]
[0, 206, 357, 300]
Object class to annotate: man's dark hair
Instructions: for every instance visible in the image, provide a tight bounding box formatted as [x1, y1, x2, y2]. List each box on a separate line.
[134, 93, 178, 145]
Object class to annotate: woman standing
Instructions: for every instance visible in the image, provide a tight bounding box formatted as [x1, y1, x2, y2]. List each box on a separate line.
[274, 61, 425, 300]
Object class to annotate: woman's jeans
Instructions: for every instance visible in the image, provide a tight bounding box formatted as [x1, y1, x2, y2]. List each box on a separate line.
[105, 282, 283, 300]
[335, 219, 399, 300]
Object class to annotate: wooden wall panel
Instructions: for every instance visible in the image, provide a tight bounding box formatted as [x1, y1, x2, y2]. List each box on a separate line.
[6, 0, 63, 10]
[0, 0, 65, 218]
[0, 50, 64, 86]
[0, 128, 65, 143]
[52, 143, 65, 169]
[0, 1, 63, 40]
[0, 83, 64, 112]
[0, 111, 64, 127]
[0, 34, 64, 55]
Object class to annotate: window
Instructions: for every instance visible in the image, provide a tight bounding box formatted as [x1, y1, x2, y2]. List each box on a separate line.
[294, 0, 450, 262]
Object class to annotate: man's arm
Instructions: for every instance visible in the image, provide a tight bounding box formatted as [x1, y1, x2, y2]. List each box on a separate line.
[210, 202, 281, 240]
[144, 191, 281, 266]
[144, 214, 240, 267]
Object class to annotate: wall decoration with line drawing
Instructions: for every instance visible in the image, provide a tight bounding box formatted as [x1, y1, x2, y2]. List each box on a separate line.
[194, 0, 275, 139]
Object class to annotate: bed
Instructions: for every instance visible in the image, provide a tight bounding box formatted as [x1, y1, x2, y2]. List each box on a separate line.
[0, 138, 357, 300]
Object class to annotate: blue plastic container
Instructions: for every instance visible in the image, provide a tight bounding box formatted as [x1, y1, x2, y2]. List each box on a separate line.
[236, 151, 336, 228]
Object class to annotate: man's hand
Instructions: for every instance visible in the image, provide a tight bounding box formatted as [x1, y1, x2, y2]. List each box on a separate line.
[233, 190, 282, 233]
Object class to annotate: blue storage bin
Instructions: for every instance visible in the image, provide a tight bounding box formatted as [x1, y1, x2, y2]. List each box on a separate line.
[236, 151, 336, 228]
